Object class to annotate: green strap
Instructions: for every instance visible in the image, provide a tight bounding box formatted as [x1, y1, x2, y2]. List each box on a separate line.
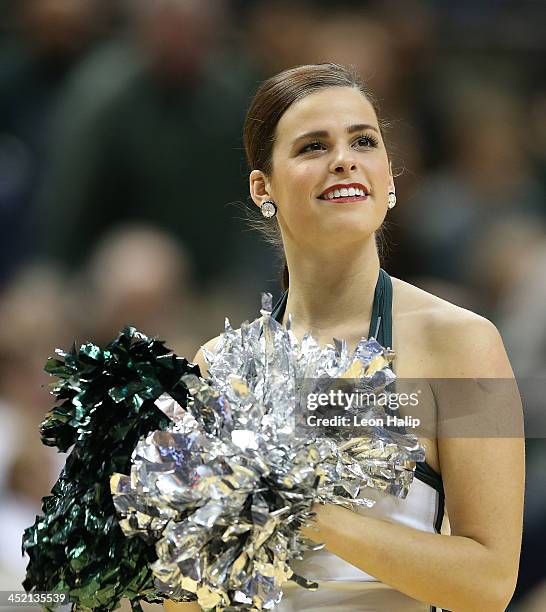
[369, 268, 393, 349]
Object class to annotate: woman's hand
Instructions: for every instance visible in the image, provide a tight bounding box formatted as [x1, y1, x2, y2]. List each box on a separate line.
[300, 502, 332, 543]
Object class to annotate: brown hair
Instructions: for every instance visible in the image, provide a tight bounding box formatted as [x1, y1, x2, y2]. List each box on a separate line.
[243, 63, 391, 291]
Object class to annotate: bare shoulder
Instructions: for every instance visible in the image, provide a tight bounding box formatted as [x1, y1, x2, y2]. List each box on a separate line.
[192, 335, 222, 378]
[391, 276, 513, 378]
[192, 316, 266, 378]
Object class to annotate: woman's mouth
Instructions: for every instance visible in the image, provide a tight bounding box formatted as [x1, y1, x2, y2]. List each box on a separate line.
[318, 184, 370, 203]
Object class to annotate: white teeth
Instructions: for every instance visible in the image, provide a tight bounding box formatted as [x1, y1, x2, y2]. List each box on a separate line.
[321, 186, 367, 199]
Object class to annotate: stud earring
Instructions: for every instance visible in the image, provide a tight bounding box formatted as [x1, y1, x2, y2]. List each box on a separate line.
[260, 200, 277, 218]
[387, 192, 397, 209]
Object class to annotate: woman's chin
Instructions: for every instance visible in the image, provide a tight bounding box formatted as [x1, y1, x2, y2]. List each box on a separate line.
[306, 221, 379, 248]
[317, 213, 381, 236]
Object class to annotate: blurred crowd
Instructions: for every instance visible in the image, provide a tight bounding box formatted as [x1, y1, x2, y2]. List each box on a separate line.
[0, 1, 544, 609]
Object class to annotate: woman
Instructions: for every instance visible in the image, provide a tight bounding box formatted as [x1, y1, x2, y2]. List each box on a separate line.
[166, 64, 524, 611]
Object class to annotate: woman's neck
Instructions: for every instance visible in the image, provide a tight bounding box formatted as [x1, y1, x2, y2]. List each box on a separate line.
[282, 236, 380, 334]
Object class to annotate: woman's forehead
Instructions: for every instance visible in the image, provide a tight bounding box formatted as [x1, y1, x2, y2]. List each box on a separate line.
[275, 87, 378, 144]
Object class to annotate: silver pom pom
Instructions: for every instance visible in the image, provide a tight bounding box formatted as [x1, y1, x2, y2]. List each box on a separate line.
[111, 296, 424, 610]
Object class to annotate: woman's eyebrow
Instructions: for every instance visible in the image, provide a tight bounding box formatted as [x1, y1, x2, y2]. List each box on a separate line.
[291, 123, 379, 146]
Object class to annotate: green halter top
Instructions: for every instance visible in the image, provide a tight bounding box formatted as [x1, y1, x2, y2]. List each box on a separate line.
[270, 268, 444, 525]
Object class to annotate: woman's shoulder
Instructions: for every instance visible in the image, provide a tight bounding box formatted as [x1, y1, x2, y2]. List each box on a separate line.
[392, 275, 490, 327]
[192, 316, 267, 377]
[391, 276, 511, 377]
[192, 335, 221, 378]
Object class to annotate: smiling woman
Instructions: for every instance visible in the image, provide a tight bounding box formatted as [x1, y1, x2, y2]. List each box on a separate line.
[166, 64, 524, 612]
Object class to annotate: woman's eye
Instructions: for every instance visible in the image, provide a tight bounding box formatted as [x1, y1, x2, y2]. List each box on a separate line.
[354, 134, 379, 148]
[299, 134, 379, 154]
[300, 141, 325, 153]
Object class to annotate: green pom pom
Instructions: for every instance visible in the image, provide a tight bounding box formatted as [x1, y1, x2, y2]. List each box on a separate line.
[22, 327, 201, 610]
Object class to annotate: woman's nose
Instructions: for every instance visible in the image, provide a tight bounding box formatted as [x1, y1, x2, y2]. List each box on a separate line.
[329, 147, 357, 174]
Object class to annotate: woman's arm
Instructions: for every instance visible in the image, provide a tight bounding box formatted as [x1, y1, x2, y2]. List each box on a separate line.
[163, 600, 201, 611]
[302, 316, 525, 611]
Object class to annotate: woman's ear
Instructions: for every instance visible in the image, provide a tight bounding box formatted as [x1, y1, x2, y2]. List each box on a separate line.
[249, 170, 272, 209]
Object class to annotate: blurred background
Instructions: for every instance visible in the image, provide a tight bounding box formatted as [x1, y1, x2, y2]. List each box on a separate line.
[0, 0, 544, 609]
